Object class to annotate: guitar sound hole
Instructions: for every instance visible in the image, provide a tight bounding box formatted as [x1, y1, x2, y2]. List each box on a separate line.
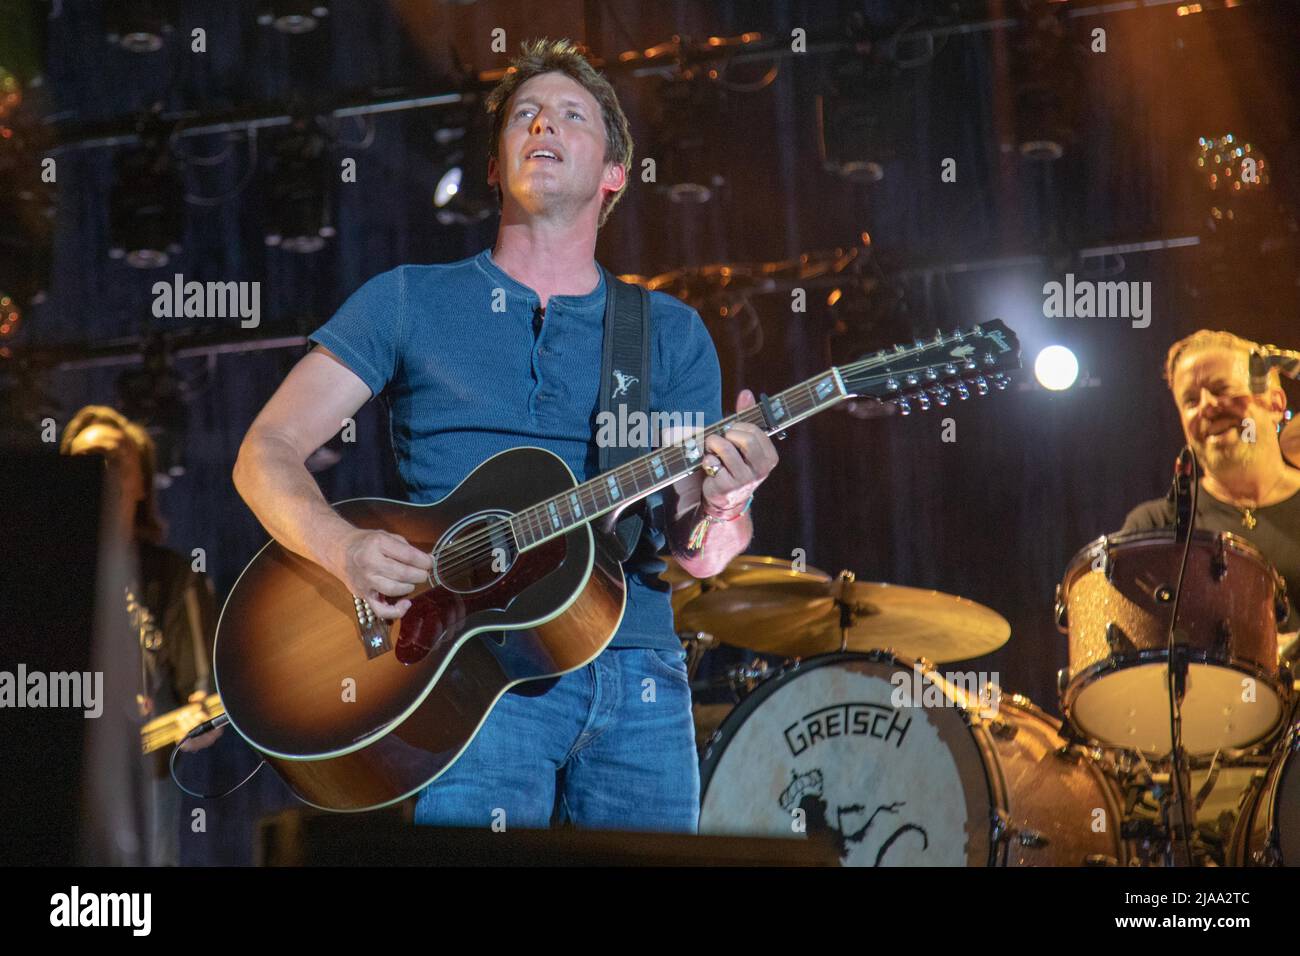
[434, 512, 517, 595]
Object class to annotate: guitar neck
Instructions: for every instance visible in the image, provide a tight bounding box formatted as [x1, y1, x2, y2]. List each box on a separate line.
[508, 320, 1020, 553]
[509, 369, 847, 552]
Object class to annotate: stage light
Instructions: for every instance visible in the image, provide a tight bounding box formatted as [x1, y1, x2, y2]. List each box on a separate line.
[0, 67, 20, 124]
[109, 135, 184, 268]
[434, 165, 462, 207]
[1194, 134, 1268, 194]
[116, 345, 190, 482]
[815, 38, 908, 184]
[0, 293, 19, 338]
[264, 122, 335, 253]
[1012, 1, 1080, 161]
[432, 121, 494, 226]
[1034, 345, 1079, 391]
[104, 0, 179, 53]
[816, 94, 890, 183]
[1, 123, 56, 324]
[651, 78, 729, 202]
[257, 1, 331, 35]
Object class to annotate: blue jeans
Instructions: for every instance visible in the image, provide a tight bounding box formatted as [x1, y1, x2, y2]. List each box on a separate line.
[413, 646, 699, 833]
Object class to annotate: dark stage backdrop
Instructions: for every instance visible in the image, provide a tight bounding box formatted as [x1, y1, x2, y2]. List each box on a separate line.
[20, 1, 1299, 863]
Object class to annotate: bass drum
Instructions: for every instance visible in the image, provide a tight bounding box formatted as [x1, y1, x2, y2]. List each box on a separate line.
[698, 652, 1127, 866]
[1230, 727, 1300, 866]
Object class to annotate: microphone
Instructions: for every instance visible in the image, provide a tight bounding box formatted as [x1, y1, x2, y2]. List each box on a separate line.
[532, 304, 545, 338]
[1173, 445, 1196, 541]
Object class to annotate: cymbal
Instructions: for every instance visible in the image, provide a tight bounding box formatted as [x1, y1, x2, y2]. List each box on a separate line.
[660, 554, 832, 620]
[676, 579, 1010, 663]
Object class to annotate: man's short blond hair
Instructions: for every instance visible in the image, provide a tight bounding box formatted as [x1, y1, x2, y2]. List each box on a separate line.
[484, 38, 634, 228]
[1164, 329, 1280, 392]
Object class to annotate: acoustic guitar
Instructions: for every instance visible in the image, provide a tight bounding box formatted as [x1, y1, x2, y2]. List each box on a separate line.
[213, 321, 1021, 811]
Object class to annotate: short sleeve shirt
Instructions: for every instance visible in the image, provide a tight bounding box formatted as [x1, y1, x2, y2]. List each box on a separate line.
[309, 249, 723, 649]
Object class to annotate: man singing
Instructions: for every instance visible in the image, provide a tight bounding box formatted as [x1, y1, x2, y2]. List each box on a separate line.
[232, 38, 778, 832]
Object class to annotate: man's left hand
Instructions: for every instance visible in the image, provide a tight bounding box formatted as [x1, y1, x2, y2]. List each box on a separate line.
[699, 389, 779, 513]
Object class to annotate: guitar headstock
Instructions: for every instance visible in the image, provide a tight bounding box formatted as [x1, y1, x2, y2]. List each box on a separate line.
[838, 320, 1021, 414]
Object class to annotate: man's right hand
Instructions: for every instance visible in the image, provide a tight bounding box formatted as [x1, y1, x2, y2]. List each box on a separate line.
[331, 528, 434, 619]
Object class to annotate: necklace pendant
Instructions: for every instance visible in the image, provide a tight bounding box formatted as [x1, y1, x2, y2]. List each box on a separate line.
[1242, 508, 1257, 530]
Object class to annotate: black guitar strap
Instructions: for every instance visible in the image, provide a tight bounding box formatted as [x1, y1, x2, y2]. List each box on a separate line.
[597, 267, 662, 563]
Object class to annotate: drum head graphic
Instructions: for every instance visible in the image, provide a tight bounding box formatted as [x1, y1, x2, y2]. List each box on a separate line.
[699, 654, 993, 866]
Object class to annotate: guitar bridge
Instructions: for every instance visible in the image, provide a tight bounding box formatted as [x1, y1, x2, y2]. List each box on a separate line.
[353, 595, 392, 658]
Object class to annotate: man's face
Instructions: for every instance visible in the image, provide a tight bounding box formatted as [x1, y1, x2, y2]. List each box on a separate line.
[487, 71, 623, 221]
[1172, 347, 1284, 473]
[67, 423, 145, 505]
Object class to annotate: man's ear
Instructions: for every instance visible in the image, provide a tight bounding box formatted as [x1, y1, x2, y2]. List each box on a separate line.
[1266, 384, 1289, 426]
[602, 160, 626, 199]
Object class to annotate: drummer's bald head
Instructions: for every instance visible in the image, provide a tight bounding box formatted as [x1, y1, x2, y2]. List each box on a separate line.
[1164, 330, 1280, 392]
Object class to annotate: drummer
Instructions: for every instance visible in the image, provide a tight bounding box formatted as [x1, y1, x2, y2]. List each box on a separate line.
[1120, 329, 1300, 640]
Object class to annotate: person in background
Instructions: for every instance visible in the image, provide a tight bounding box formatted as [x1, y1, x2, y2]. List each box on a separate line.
[61, 405, 222, 865]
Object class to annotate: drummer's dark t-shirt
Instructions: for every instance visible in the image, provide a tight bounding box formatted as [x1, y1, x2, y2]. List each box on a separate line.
[1120, 487, 1300, 631]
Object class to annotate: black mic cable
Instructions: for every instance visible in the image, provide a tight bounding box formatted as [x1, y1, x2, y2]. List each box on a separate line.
[167, 713, 267, 800]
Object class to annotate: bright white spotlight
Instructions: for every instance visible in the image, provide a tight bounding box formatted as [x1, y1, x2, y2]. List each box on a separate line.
[1035, 345, 1079, 391]
[435, 167, 463, 208]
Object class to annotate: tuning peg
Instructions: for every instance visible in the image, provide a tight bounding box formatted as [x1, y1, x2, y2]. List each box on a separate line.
[896, 397, 912, 416]
[991, 374, 1009, 390]
[972, 375, 989, 396]
[955, 382, 970, 401]
[913, 390, 931, 412]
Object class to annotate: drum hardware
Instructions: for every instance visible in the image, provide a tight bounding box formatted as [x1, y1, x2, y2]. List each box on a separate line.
[833, 569, 856, 653]
[1168, 634, 1196, 868]
[989, 719, 1017, 741]
[689, 659, 774, 698]
[1212, 535, 1229, 580]
[1194, 751, 1223, 813]
[1165, 766, 1208, 867]
[1017, 829, 1048, 848]
[679, 630, 716, 684]
[1212, 621, 1232, 657]
[1104, 622, 1130, 654]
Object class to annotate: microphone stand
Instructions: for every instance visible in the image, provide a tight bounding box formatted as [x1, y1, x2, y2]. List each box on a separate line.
[1164, 446, 1198, 866]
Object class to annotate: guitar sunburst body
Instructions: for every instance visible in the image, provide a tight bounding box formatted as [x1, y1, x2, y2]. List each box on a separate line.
[215, 447, 627, 811]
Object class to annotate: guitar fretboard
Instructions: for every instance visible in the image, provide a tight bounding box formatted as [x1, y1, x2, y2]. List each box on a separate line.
[508, 369, 845, 551]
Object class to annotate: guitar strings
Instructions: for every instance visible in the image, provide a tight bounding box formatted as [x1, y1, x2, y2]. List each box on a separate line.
[415, 342, 993, 582]
[426, 383, 824, 581]
[426, 402, 775, 582]
[423, 347, 975, 581]
[426, 360, 847, 580]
